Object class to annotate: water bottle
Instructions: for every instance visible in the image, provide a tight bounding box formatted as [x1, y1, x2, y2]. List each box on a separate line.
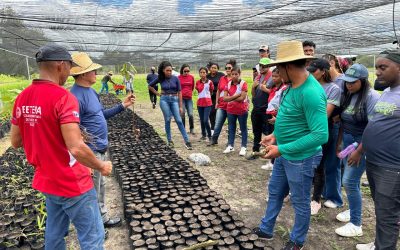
[338, 142, 359, 159]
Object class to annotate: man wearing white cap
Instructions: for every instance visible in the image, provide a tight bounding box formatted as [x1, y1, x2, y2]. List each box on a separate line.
[70, 52, 135, 231]
[255, 44, 270, 74]
[253, 40, 328, 250]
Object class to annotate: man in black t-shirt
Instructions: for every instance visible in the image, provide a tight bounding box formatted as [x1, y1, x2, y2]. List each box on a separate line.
[247, 58, 272, 160]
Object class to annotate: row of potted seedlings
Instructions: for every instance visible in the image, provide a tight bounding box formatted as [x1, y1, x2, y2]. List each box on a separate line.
[102, 95, 267, 250]
[0, 148, 45, 250]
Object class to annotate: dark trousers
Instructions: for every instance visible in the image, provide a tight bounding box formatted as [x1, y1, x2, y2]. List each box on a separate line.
[149, 90, 157, 105]
[251, 110, 269, 152]
[209, 94, 217, 130]
[366, 161, 400, 250]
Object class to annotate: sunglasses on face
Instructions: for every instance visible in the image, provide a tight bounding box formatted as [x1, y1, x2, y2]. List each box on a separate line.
[260, 65, 269, 68]
[184, 70, 190, 73]
[225, 67, 232, 70]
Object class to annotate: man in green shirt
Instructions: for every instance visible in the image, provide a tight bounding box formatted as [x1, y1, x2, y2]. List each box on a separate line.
[252, 40, 328, 250]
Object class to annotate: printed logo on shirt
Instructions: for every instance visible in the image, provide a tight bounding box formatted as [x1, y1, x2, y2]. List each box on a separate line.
[21, 105, 42, 127]
[374, 101, 397, 116]
[72, 111, 79, 118]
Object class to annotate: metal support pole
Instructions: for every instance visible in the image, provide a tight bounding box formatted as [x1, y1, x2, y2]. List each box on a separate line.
[25, 56, 30, 80]
[238, 30, 241, 69]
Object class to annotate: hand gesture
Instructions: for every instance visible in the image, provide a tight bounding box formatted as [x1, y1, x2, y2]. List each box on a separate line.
[100, 161, 112, 176]
[122, 94, 135, 108]
[261, 134, 276, 147]
[347, 150, 362, 167]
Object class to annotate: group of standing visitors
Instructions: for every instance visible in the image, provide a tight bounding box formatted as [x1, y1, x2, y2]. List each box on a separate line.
[7, 38, 400, 250]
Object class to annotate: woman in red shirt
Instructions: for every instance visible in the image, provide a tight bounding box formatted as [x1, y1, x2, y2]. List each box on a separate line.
[208, 59, 235, 146]
[223, 66, 249, 156]
[178, 64, 195, 134]
[196, 67, 214, 141]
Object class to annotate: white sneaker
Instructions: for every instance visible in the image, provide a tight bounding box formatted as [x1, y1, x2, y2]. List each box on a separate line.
[310, 200, 321, 215]
[356, 242, 375, 250]
[335, 222, 363, 237]
[261, 162, 274, 170]
[223, 145, 234, 154]
[239, 147, 247, 156]
[324, 200, 339, 208]
[336, 209, 351, 222]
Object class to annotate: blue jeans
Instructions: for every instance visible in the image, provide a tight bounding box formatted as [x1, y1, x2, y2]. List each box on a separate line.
[323, 123, 343, 206]
[342, 132, 366, 226]
[181, 99, 194, 130]
[212, 108, 227, 141]
[44, 188, 104, 250]
[99, 82, 108, 94]
[260, 152, 322, 245]
[159, 95, 189, 143]
[227, 112, 248, 147]
[198, 106, 212, 137]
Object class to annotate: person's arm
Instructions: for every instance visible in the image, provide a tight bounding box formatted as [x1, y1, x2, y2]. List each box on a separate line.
[223, 91, 240, 102]
[148, 77, 161, 96]
[336, 125, 344, 156]
[10, 124, 22, 148]
[103, 94, 135, 119]
[178, 91, 183, 114]
[235, 90, 247, 102]
[215, 88, 220, 108]
[278, 91, 329, 155]
[327, 103, 335, 118]
[260, 78, 271, 94]
[61, 123, 112, 176]
[251, 77, 259, 97]
[348, 143, 364, 166]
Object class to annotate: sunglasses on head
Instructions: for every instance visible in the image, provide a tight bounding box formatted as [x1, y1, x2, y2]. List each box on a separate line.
[225, 67, 232, 70]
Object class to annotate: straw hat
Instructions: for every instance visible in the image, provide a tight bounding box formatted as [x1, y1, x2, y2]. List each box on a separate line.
[70, 52, 102, 76]
[266, 40, 314, 67]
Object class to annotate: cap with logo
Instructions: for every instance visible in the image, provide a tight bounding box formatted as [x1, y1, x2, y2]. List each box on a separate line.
[338, 63, 369, 83]
[307, 58, 330, 72]
[35, 44, 73, 63]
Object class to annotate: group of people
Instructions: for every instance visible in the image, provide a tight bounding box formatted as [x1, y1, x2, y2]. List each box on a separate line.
[145, 40, 400, 250]
[8, 40, 400, 250]
[10, 45, 135, 249]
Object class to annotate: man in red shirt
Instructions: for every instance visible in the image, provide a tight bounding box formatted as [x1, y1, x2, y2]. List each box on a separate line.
[10, 44, 112, 249]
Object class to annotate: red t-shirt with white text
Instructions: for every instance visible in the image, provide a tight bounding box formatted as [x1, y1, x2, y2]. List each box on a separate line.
[225, 81, 249, 115]
[11, 80, 93, 197]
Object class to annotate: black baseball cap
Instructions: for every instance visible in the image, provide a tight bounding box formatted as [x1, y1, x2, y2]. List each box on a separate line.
[35, 44, 73, 63]
[307, 58, 330, 73]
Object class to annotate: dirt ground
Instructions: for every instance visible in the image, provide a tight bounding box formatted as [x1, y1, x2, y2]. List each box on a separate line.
[0, 98, 394, 250]
[133, 99, 379, 250]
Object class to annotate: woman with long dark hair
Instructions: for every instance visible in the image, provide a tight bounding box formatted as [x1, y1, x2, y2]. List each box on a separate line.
[223, 66, 249, 156]
[307, 59, 342, 215]
[334, 64, 380, 237]
[208, 59, 236, 146]
[320, 53, 346, 209]
[148, 61, 193, 150]
[207, 62, 225, 132]
[195, 67, 214, 141]
[178, 64, 195, 134]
